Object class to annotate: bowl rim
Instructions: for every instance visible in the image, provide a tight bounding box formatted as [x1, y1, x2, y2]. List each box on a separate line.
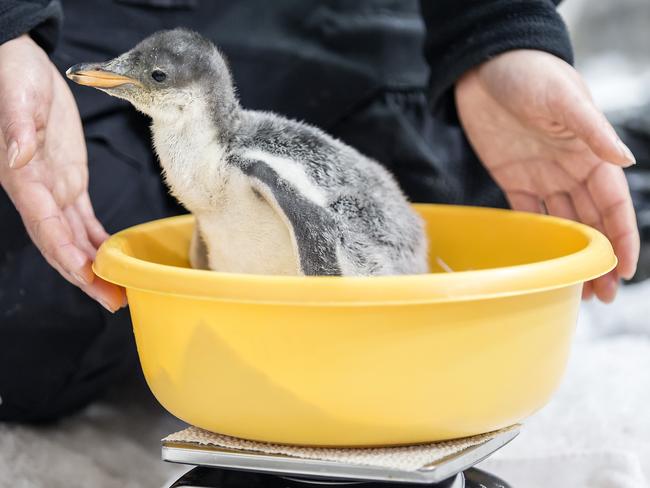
[93, 204, 617, 306]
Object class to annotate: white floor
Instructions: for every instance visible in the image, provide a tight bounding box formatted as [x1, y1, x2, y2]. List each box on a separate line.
[1, 280, 649, 488]
[481, 280, 650, 487]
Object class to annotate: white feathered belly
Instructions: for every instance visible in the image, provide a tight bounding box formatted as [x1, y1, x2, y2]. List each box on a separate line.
[196, 183, 300, 276]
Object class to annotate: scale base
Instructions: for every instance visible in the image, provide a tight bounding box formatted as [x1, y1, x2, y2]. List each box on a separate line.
[168, 466, 511, 488]
[162, 427, 518, 487]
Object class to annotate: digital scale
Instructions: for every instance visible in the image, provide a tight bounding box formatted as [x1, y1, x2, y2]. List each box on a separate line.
[162, 426, 518, 488]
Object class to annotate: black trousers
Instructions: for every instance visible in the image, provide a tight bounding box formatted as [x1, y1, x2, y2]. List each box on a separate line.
[0, 2, 505, 422]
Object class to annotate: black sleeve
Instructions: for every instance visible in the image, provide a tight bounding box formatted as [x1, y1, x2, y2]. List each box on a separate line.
[0, 0, 63, 52]
[419, 0, 573, 109]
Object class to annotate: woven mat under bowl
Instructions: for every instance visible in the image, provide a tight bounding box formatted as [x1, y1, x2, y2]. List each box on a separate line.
[163, 424, 520, 471]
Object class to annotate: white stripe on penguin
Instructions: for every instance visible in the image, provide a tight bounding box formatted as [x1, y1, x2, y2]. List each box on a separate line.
[240, 149, 328, 207]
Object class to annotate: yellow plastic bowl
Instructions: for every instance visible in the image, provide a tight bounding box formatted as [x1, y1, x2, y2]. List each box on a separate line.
[94, 204, 616, 446]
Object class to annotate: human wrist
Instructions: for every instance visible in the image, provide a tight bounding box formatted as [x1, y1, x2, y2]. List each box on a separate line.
[422, 0, 573, 110]
[0, 1, 63, 53]
[0, 33, 40, 52]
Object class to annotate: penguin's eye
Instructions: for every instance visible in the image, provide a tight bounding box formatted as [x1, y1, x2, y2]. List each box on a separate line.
[151, 70, 167, 83]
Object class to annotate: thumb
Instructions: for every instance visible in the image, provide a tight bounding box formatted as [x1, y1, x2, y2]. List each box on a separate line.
[0, 106, 38, 169]
[559, 87, 635, 167]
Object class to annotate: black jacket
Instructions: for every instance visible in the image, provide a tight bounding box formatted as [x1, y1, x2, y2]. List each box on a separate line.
[0, 0, 572, 125]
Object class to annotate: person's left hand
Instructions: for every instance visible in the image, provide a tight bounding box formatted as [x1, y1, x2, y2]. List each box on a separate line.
[455, 49, 640, 303]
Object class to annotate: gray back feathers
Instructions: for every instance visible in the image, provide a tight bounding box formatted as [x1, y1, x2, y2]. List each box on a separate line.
[232, 111, 429, 275]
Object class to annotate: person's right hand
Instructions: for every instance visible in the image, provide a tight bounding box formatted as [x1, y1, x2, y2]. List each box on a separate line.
[455, 50, 639, 303]
[0, 35, 126, 312]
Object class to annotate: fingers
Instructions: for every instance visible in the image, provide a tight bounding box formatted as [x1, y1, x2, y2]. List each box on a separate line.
[15, 185, 126, 312]
[63, 205, 98, 258]
[75, 192, 109, 247]
[587, 164, 640, 280]
[0, 107, 38, 169]
[82, 277, 128, 312]
[562, 164, 638, 301]
[568, 183, 616, 301]
[534, 189, 623, 302]
[544, 192, 577, 220]
[505, 191, 544, 213]
[558, 86, 635, 167]
[67, 195, 124, 310]
[546, 155, 638, 298]
[16, 183, 96, 285]
[64, 195, 124, 310]
[542, 192, 612, 301]
[582, 281, 594, 300]
[570, 184, 603, 232]
[591, 270, 618, 304]
[36, 216, 93, 285]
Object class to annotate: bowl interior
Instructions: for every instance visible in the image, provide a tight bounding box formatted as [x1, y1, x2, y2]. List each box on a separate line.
[118, 205, 591, 272]
[94, 204, 616, 304]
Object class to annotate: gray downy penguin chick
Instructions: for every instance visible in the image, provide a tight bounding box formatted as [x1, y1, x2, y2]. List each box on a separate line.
[67, 29, 428, 276]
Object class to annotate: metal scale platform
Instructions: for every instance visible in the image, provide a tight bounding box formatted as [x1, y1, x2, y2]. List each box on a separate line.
[162, 427, 518, 488]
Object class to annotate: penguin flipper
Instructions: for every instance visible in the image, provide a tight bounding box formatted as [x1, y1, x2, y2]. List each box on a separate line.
[189, 220, 210, 270]
[240, 160, 342, 276]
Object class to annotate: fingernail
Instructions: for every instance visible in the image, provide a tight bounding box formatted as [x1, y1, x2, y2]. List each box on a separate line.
[621, 270, 637, 281]
[98, 299, 117, 313]
[604, 278, 619, 302]
[72, 271, 90, 286]
[7, 141, 18, 168]
[617, 139, 636, 166]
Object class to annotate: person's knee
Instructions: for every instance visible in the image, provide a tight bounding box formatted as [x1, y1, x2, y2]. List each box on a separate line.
[0, 301, 136, 422]
[0, 115, 156, 424]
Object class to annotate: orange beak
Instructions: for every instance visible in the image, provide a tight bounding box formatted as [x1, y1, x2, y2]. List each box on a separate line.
[66, 66, 140, 88]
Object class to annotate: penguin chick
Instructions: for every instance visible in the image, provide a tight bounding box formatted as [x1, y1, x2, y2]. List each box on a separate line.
[67, 29, 428, 276]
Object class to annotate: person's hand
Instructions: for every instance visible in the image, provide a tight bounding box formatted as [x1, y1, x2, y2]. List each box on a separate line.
[0, 35, 126, 312]
[455, 49, 640, 303]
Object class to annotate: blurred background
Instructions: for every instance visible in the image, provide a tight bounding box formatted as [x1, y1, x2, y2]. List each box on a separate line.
[561, 0, 650, 282]
[0, 1, 649, 487]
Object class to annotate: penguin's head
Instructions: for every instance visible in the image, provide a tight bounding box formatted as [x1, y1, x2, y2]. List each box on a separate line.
[66, 29, 237, 121]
